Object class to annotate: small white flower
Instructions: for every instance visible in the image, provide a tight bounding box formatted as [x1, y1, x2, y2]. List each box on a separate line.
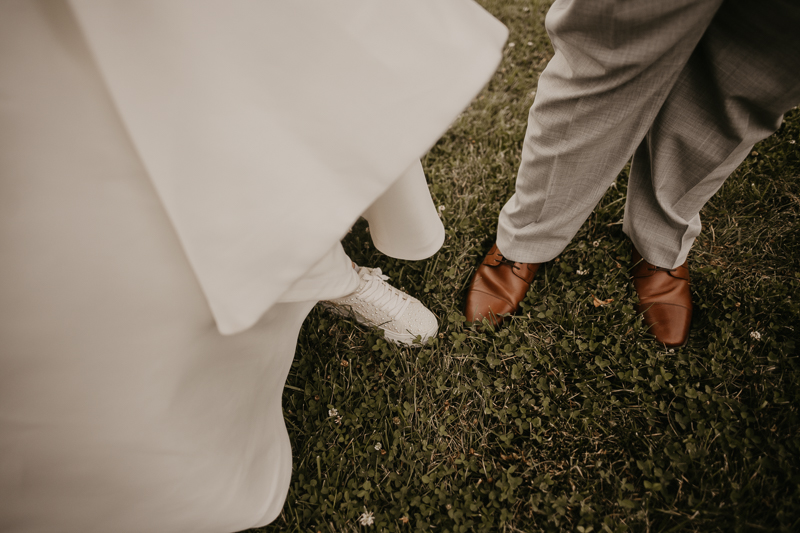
[438, 205, 446, 212]
[790, 140, 796, 144]
[374, 442, 382, 451]
[335, 416, 342, 424]
[592, 241, 600, 248]
[358, 511, 375, 526]
[508, 42, 515, 47]
[527, 41, 534, 46]
[576, 269, 589, 276]
[328, 408, 338, 418]
[750, 331, 762, 340]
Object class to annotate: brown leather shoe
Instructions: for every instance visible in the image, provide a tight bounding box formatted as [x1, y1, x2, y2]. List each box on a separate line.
[631, 245, 692, 348]
[464, 244, 540, 325]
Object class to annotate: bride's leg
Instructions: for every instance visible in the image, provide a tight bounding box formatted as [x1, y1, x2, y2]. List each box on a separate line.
[278, 242, 360, 303]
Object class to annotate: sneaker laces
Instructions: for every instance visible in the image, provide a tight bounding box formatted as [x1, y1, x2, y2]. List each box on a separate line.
[355, 267, 411, 319]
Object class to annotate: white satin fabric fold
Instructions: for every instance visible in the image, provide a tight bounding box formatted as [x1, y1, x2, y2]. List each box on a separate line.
[70, 0, 508, 334]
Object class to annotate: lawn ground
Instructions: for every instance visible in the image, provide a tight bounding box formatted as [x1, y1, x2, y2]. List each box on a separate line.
[254, 1, 800, 531]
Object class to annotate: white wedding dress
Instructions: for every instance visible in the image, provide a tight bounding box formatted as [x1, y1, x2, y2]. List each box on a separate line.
[0, 1, 506, 531]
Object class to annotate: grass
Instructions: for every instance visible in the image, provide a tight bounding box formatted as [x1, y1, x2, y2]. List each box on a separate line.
[251, 1, 800, 531]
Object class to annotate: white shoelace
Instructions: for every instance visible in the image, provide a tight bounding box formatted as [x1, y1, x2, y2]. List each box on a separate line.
[356, 267, 411, 319]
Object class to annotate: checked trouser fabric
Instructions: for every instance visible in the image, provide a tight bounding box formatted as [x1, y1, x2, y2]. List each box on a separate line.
[497, 0, 800, 268]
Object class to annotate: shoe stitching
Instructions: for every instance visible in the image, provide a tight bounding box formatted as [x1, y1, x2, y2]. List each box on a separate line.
[469, 288, 515, 308]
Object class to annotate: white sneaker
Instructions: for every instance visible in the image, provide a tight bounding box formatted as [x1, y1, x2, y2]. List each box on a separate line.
[321, 266, 438, 346]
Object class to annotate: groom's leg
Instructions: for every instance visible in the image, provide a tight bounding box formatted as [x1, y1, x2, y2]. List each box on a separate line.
[624, 0, 800, 269]
[496, 0, 722, 263]
[623, 0, 800, 347]
[466, 0, 722, 324]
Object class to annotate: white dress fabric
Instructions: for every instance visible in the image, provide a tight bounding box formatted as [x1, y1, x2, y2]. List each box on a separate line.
[69, 0, 508, 335]
[0, 1, 506, 532]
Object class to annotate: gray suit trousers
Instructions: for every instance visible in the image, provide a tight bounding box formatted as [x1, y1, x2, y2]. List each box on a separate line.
[497, 0, 800, 268]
